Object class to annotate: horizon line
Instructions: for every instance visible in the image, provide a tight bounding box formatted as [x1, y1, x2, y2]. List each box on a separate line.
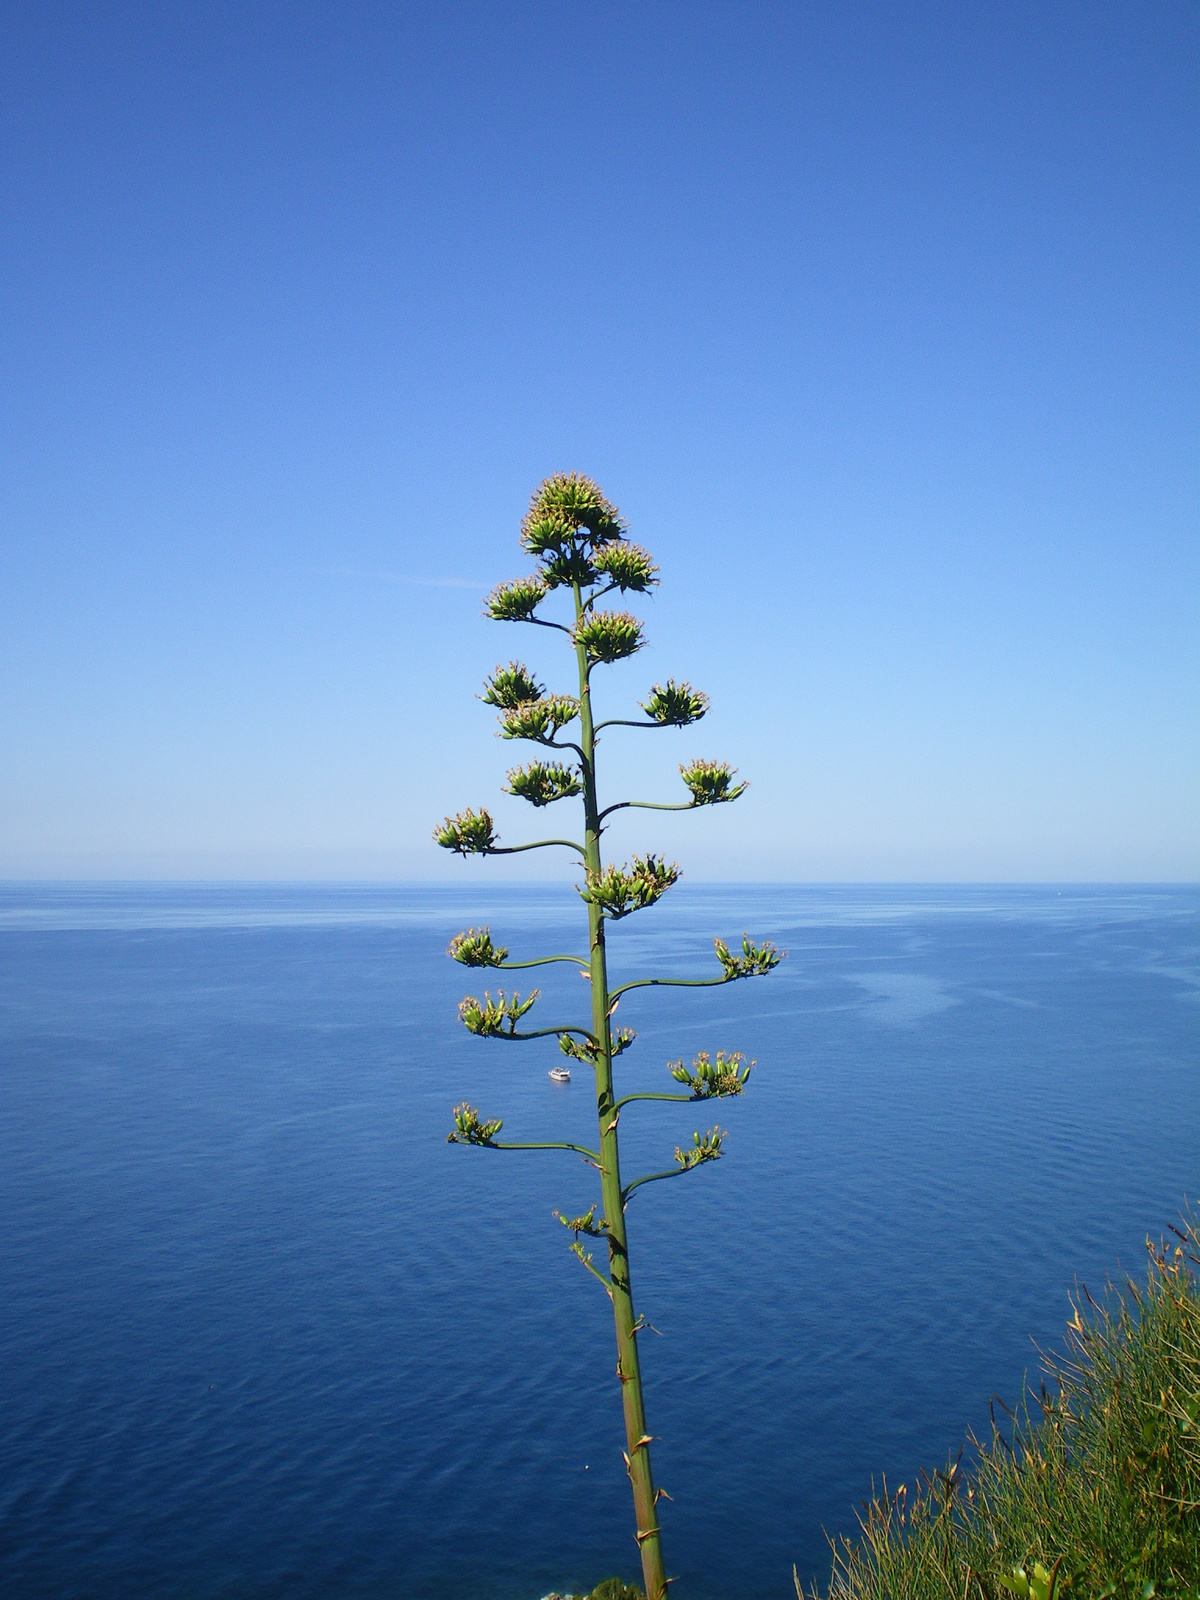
[2, 877, 1196, 890]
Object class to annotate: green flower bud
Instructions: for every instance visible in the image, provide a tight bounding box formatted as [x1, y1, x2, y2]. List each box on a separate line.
[520, 473, 626, 554]
[447, 927, 509, 967]
[573, 610, 645, 665]
[485, 574, 547, 622]
[579, 855, 680, 919]
[713, 934, 782, 979]
[641, 679, 709, 726]
[481, 662, 544, 709]
[446, 1102, 504, 1145]
[592, 541, 659, 593]
[680, 759, 748, 806]
[457, 989, 539, 1036]
[498, 696, 580, 742]
[674, 1127, 725, 1169]
[504, 761, 583, 807]
[667, 1050, 753, 1098]
[434, 808, 497, 854]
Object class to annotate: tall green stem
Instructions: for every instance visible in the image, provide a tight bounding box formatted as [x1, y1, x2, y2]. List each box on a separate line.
[573, 581, 668, 1600]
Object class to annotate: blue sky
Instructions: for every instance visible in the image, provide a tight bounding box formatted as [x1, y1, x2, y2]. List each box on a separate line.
[2, 2, 1196, 880]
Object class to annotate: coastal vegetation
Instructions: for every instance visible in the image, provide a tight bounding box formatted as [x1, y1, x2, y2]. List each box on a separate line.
[436, 473, 780, 1600]
[801, 1211, 1200, 1600]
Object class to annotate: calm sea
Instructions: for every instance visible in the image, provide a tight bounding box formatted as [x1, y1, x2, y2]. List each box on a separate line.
[0, 883, 1196, 1599]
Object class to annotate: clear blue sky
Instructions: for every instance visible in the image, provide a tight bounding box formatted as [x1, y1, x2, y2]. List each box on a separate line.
[2, 2, 1196, 880]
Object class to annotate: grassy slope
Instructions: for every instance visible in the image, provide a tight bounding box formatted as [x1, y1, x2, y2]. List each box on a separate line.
[802, 1213, 1200, 1600]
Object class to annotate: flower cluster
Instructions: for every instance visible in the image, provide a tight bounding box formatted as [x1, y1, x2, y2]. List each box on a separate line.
[498, 696, 579, 743]
[434, 808, 497, 854]
[458, 989, 539, 1036]
[553, 1204, 609, 1238]
[579, 854, 680, 919]
[640, 679, 709, 726]
[520, 472, 627, 555]
[504, 761, 582, 807]
[541, 546, 602, 590]
[489, 475, 657, 610]
[485, 575, 547, 622]
[713, 934, 781, 980]
[680, 759, 747, 806]
[668, 1051, 753, 1098]
[572, 610, 645, 665]
[482, 661, 544, 709]
[446, 1102, 503, 1145]
[674, 1127, 725, 1169]
[592, 542, 659, 593]
[447, 927, 509, 967]
[559, 1027, 636, 1063]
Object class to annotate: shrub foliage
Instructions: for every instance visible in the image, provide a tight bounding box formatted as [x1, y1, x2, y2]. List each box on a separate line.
[800, 1212, 1200, 1600]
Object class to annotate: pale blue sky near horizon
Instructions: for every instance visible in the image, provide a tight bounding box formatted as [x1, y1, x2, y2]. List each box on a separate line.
[1, 2, 1196, 882]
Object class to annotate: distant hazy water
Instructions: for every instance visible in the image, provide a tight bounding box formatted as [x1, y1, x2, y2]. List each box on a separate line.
[0, 883, 1196, 1600]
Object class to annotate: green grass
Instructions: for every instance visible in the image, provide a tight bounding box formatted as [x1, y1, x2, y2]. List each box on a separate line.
[800, 1211, 1200, 1600]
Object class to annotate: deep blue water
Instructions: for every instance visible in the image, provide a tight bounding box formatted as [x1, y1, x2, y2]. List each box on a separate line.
[0, 883, 1196, 1600]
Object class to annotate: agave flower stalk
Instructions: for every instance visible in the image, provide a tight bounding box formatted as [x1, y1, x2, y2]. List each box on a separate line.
[436, 473, 780, 1599]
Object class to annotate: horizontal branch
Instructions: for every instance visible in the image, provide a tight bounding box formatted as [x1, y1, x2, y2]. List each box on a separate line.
[621, 1165, 697, 1205]
[488, 838, 587, 858]
[511, 737, 584, 759]
[523, 616, 572, 635]
[496, 953, 589, 970]
[484, 1024, 597, 1044]
[583, 581, 618, 611]
[598, 799, 695, 823]
[490, 1139, 601, 1161]
[592, 718, 671, 734]
[614, 1092, 695, 1111]
[608, 973, 730, 1003]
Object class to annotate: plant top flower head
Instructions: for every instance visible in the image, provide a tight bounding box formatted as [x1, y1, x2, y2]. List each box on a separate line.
[520, 472, 627, 556]
[486, 473, 659, 600]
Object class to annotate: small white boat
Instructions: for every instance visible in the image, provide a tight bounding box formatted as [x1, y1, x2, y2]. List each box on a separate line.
[548, 1067, 571, 1083]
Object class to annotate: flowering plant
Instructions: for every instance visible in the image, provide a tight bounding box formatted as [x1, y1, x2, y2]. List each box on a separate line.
[434, 473, 781, 1599]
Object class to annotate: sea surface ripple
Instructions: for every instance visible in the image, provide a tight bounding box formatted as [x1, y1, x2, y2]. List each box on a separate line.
[0, 883, 1196, 1599]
